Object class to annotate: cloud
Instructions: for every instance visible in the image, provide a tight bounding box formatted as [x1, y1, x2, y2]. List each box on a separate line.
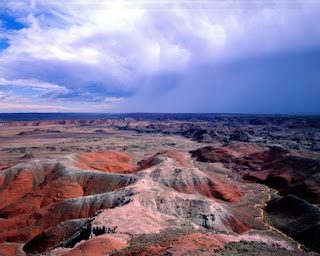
[0, 77, 65, 89]
[104, 97, 126, 104]
[0, 91, 23, 103]
[0, 0, 319, 113]
[0, 102, 77, 112]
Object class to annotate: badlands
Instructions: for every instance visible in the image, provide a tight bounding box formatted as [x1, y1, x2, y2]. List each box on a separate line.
[0, 113, 319, 255]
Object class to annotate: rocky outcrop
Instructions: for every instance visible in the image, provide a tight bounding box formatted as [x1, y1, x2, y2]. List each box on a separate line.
[5, 119, 114, 127]
[17, 129, 61, 135]
[110, 230, 292, 256]
[60, 235, 127, 256]
[23, 219, 86, 254]
[137, 162, 243, 203]
[192, 143, 320, 204]
[74, 150, 136, 174]
[0, 157, 137, 219]
[266, 195, 320, 253]
[0, 243, 24, 256]
[0, 149, 286, 255]
[137, 151, 189, 169]
[191, 143, 263, 163]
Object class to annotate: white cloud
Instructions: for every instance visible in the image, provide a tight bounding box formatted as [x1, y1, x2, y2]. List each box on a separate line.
[104, 97, 126, 104]
[0, 91, 27, 103]
[0, 102, 77, 112]
[0, 0, 319, 112]
[0, 77, 65, 90]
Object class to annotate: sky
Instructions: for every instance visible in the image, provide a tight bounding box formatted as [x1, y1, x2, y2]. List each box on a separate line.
[0, 0, 319, 114]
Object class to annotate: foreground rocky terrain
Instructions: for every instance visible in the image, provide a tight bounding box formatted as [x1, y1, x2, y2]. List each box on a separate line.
[0, 114, 319, 255]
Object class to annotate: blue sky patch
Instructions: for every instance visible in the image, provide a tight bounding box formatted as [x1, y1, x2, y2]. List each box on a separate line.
[0, 13, 26, 30]
[0, 38, 10, 51]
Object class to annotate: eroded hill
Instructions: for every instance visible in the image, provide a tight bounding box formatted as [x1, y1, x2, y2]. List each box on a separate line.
[0, 146, 318, 255]
[0, 114, 319, 255]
